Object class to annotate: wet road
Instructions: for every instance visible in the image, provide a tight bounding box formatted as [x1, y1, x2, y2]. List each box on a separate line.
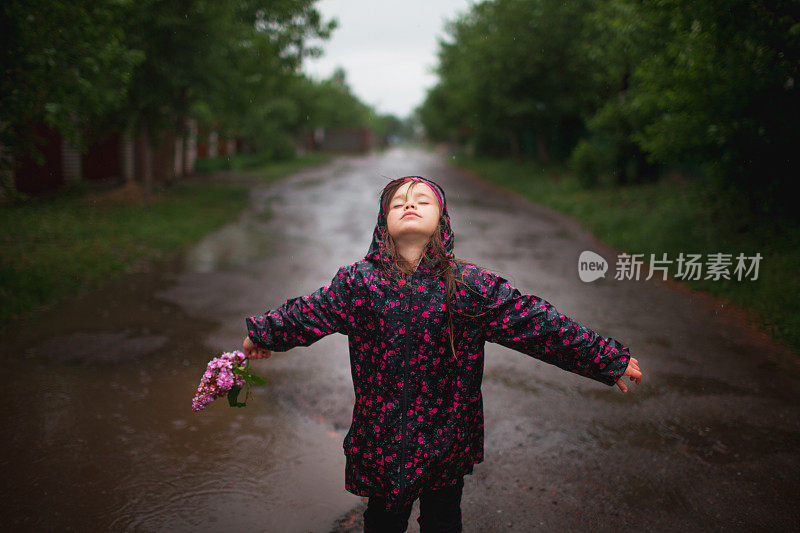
[1, 147, 799, 531]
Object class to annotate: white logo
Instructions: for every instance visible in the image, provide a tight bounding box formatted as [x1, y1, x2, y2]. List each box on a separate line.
[578, 251, 608, 282]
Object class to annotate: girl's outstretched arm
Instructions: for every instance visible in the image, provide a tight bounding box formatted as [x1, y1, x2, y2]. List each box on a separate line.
[245, 264, 356, 353]
[475, 269, 641, 390]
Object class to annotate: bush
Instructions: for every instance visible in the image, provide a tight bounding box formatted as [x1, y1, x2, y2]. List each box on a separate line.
[570, 138, 609, 188]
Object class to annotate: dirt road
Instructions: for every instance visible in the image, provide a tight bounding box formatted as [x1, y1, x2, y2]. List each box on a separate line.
[1, 147, 798, 531]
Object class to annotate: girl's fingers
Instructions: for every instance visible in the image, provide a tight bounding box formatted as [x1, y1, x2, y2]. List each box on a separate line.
[627, 368, 642, 385]
[617, 380, 628, 393]
[622, 358, 642, 389]
[627, 367, 642, 379]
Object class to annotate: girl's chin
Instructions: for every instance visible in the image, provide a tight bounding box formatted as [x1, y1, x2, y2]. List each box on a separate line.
[389, 224, 435, 234]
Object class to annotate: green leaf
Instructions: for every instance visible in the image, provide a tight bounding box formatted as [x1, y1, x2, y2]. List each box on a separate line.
[245, 370, 267, 386]
[226, 385, 246, 407]
[232, 365, 267, 386]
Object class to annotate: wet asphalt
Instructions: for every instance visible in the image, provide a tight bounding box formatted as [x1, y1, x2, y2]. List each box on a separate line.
[1, 147, 798, 532]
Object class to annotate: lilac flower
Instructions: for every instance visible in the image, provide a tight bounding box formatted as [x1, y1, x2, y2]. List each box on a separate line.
[191, 350, 248, 412]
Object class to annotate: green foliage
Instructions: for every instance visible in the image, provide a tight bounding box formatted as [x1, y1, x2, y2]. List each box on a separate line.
[424, 0, 800, 217]
[0, 0, 143, 161]
[227, 385, 247, 407]
[295, 68, 373, 130]
[628, 0, 800, 210]
[369, 114, 404, 139]
[116, 0, 336, 135]
[569, 138, 608, 188]
[2, 0, 343, 171]
[194, 150, 330, 174]
[232, 362, 267, 386]
[423, 0, 599, 159]
[578, 96, 659, 185]
[228, 360, 267, 407]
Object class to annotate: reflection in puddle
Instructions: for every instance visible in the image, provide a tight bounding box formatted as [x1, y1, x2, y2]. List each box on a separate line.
[181, 215, 274, 274]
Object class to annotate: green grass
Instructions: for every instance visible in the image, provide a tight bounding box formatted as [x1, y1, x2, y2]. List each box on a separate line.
[196, 151, 332, 180]
[454, 155, 800, 355]
[0, 152, 331, 324]
[243, 152, 333, 182]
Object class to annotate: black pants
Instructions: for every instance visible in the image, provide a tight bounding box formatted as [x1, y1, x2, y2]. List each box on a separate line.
[363, 477, 464, 533]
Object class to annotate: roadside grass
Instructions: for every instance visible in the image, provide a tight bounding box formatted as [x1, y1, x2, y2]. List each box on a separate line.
[0, 152, 331, 325]
[453, 155, 800, 355]
[195, 151, 332, 181]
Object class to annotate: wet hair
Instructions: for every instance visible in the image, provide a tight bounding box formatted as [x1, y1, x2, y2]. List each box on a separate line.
[378, 178, 491, 359]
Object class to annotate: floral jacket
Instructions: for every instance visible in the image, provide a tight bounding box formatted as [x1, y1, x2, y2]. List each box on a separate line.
[246, 176, 632, 511]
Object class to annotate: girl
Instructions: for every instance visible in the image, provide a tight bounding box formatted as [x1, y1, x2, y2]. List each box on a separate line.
[243, 175, 642, 532]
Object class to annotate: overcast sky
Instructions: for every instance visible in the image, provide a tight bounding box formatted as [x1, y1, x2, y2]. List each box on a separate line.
[302, 0, 475, 118]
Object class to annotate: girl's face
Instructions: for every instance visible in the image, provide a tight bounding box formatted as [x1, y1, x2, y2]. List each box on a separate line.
[385, 181, 441, 242]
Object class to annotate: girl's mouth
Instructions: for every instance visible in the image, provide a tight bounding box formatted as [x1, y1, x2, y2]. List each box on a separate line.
[402, 212, 421, 219]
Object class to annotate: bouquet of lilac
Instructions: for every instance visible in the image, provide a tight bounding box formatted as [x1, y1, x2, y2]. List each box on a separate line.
[192, 350, 266, 411]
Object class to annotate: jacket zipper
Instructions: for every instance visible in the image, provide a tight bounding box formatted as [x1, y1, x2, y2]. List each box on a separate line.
[398, 275, 413, 504]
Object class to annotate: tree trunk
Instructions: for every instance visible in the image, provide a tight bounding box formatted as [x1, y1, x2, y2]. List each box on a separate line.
[173, 116, 184, 181]
[184, 118, 197, 176]
[536, 129, 550, 163]
[122, 130, 135, 185]
[141, 118, 153, 207]
[509, 129, 521, 161]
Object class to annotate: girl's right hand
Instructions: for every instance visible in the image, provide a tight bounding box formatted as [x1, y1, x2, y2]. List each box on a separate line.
[243, 336, 272, 360]
[615, 356, 642, 393]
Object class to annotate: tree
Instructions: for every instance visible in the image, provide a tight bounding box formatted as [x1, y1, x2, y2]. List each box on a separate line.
[295, 68, 372, 131]
[0, 0, 142, 167]
[569, 0, 671, 185]
[422, 0, 599, 161]
[628, 0, 800, 214]
[114, 0, 335, 203]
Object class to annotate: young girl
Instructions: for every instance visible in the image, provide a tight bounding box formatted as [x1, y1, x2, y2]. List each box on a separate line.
[243, 175, 642, 532]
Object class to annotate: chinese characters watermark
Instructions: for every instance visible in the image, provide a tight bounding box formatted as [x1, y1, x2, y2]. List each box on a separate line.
[578, 251, 762, 283]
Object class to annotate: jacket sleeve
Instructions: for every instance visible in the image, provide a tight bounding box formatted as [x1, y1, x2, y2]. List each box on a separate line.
[245, 264, 355, 352]
[477, 270, 631, 386]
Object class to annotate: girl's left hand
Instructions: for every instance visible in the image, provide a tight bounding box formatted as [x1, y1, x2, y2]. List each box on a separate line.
[616, 356, 642, 393]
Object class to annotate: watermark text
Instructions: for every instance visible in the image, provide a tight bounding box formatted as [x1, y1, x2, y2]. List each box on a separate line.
[578, 251, 762, 282]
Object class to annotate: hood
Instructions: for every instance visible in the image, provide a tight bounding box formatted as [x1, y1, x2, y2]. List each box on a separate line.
[365, 175, 454, 272]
